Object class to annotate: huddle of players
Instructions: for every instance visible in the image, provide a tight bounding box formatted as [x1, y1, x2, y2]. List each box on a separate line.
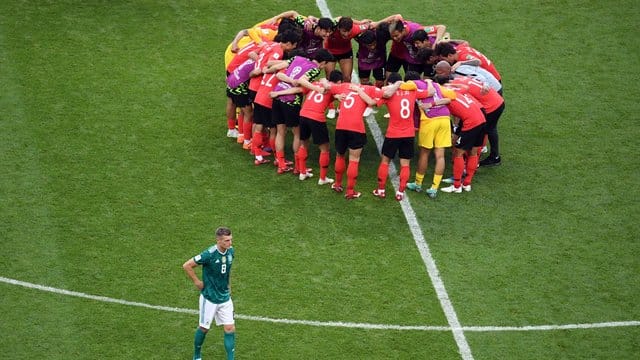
[224, 11, 505, 200]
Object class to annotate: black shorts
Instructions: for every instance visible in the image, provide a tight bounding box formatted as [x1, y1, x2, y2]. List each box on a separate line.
[253, 103, 275, 127]
[385, 54, 407, 73]
[272, 100, 300, 127]
[248, 89, 257, 102]
[300, 116, 330, 145]
[334, 129, 367, 155]
[485, 102, 505, 131]
[332, 50, 353, 61]
[454, 124, 485, 151]
[381, 137, 415, 159]
[358, 67, 385, 81]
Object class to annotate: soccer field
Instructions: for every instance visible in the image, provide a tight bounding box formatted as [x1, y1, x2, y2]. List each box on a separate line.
[1, 0, 639, 359]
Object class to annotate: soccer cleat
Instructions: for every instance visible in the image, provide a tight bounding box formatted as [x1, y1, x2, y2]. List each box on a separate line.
[481, 146, 488, 154]
[273, 159, 293, 167]
[442, 177, 454, 184]
[318, 177, 334, 185]
[426, 188, 438, 199]
[236, 134, 245, 144]
[372, 189, 386, 198]
[242, 141, 252, 150]
[293, 167, 313, 175]
[395, 191, 405, 201]
[462, 184, 472, 192]
[254, 158, 270, 166]
[479, 156, 501, 167]
[227, 129, 239, 138]
[383, 112, 390, 118]
[363, 107, 374, 117]
[298, 172, 313, 181]
[345, 191, 362, 200]
[440, 185, 462, 193]
[331, 183, 344, 193]
[277, 166, 294, 174]
[326, 109, 336, 119]
[406, 182, 423, 192]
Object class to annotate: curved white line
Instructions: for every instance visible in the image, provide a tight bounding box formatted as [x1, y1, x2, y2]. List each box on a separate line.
[2, 276, 638, 333]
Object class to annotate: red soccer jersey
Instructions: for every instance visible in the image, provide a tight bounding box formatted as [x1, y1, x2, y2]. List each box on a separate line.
[330, 83, 382, 133]
[248, 42, 282, 92]
[324, 23, 368, 55]
[379, 88, 429, 138]
[253, 71, 280, 108]
[226, 42, 260, 73]
[450, 76, 504, 113]
[446, 89, 486, 131]
[299, 84, 334, 122]
[455, 45, 501, 81]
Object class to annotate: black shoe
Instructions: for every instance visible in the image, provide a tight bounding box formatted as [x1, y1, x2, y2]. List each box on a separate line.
[479, 156, 501, 167]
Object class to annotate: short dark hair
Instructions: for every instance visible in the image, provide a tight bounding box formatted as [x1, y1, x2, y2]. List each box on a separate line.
[317, 17, 336, 31]
[387, 72, 402, 83]
[411, 29, 429, 43]
[215, 227, 232, 238]
[416, 48, 435, 64]
[337, 17, 353, 32]
[287, 48, 307, 60]
[435, 42, 456, 57]
[329, 70, 343, 82]
[404, 71, 421, 81]
[276, 30, 301, 45]
[358, 30, 375, 45]
[314, 48, 336, 63]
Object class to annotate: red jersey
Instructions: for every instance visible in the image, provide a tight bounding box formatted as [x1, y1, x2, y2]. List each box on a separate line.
[253, 71, 280, 108]
[379, 88, 429, 138]
[324, 23, 368, 55]
[450, 76, 504, 113]
[330, 83, 382, 133]
[226, 42, 260, 73]
[455, 45, 501, 81]
[248, 42, 282, 92]
[446, 90, 485, 131]
[299, 83, 334, 122]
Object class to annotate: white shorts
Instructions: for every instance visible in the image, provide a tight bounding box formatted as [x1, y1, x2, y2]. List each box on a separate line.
[198, 294, 234, 329]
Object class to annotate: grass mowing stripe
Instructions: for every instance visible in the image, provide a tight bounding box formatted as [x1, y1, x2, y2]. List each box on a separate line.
[3, 276, 638, 333]
[316, 1, 474, 359]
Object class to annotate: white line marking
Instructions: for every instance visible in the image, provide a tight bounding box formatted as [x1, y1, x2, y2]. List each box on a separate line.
[3, 276, 638, 333]
[314, 1, 473, 358]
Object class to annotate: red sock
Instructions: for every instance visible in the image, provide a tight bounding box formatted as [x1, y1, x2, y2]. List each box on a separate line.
[346, 160, 359, 193]
[227, 117, 236, 130]
[453, 156, 465, 187]
[252, 131, 262, 157]
[399, 165, 410, 192]
[377, 162, 389, 189]
[237, 113, 244, 135]
[334, 155, 346, 185]
[464, 155, 479, 186]
[297, 146, 308, 173]
[243, 120, 252, 141]
[319, 151, 330, 180]
[276, 151, 286, 169]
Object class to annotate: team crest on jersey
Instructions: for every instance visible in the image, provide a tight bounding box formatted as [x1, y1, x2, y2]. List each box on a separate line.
[290, 66, 302, 78]
[222, 256, 227, 263]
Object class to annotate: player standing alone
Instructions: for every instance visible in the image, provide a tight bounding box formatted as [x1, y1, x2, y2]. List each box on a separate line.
[183, 227, 236, 360]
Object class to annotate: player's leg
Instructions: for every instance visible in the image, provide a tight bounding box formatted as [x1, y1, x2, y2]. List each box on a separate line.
[194, 294, 215, 360]
[214, 299, 236, 360]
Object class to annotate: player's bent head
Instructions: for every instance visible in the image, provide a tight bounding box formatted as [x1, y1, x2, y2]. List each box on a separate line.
[277, 30, 301, 46]
[317, 17, 336, 31]
[337, 17, 353, 32]
[329, 70, 344, 83]
[435, 42, 456, 57]
[358, 30, 376, 46]
[411, 29, 429, 43]
[417, 48, 435, 64]
[404, 71, 421, 81]
[314, 49, 336, 64]
[388, 72, 403, 83]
